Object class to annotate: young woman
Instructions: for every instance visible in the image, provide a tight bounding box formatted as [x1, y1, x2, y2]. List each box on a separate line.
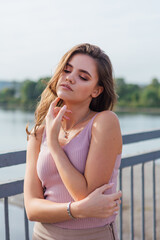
[24, 43, 122, 240]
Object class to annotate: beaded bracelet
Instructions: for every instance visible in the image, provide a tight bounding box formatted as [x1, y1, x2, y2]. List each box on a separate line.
[67, 202, 76, 219]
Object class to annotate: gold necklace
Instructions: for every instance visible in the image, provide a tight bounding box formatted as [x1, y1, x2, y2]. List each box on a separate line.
[61, 110, 91, 139]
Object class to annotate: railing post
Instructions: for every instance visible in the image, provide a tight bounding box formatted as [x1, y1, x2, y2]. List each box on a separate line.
[131, 166, 134, 240]
[153, 161, 156, 240]
[119, 168, 123, 240]
[24, 208, 29, 240]
[4, 197, 10, 240]
[142, 163, 145, 240]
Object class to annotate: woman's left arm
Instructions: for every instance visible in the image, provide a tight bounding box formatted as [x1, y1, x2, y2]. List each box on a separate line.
[46, 100, 122, 201]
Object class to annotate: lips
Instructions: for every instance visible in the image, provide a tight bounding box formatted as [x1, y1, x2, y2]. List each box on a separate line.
[60, 84, 73, 91]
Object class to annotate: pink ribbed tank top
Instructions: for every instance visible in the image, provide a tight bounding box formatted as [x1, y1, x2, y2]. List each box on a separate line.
[37, 113, 121, 229]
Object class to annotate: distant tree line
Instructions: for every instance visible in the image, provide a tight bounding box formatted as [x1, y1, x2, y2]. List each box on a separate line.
[116, 78, 160, 109]
[0, 77, 50, 111]
[0, 77, 160, 111]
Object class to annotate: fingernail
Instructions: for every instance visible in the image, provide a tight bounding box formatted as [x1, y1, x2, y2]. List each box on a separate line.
[65, 116, 70, 120]
[63, 105, 67, 109]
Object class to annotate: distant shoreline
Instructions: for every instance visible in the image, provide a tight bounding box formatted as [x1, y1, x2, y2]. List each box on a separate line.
[1, 104, 160, 115]
[0, 103, 35, 112]
[115, 106, 160, 114]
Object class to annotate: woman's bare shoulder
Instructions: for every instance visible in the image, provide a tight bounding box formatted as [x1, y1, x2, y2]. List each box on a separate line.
[93, 110, 120, 129]
[92, 111, 122, 153]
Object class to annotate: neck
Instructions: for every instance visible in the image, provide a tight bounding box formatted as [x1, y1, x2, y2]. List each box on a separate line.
[62, 103, 91, 131]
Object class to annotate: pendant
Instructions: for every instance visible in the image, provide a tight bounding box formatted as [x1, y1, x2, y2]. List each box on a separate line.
[64, 131, 69, 139]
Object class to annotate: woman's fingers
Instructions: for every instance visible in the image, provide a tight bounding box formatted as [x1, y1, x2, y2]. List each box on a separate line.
[110, 191, 122, 201]
[93, 184, 122, 216]
[96, 183, 114, 194]
[53, 97, 61, 108]
[47, 98, 72, 119]
[113, 199, 121, 208]
[99, 189, 122, 216]
[56, 105, 67, 122]
[110, 192, 122, 215]
[113, 199, 121, 215]
[82, 185, 122, 218]
[54, 107, 72, 115]
[47, 97, 61, 117]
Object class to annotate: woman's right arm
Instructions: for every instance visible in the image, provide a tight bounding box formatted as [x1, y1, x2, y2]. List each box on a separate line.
[24, 126, 122, 223]
[24, 125, 73, 223]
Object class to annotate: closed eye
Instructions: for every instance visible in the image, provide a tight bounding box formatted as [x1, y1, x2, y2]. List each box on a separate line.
[80, 76, 88, 81]
[64, 69, 71, 73]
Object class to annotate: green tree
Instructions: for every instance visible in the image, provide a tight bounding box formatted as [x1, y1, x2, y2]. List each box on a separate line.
[21, 80, 36, 102]
[34, 77, 50, 100]
[115, 78, 141, 107]
[115, 78, 126, 97]
[150, 78, 159, 87]
[20, 77, 50, 110]
[140, 88, 159, 107]
[140, 78, 160, 107]
[20, 80, 37, 110]
[0, 88, 15, 103]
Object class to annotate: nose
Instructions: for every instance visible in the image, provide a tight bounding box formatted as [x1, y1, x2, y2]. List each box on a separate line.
[66, 73, 75, 84]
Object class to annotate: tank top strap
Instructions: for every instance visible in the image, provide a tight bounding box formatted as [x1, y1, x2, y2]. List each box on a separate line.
[40, 112, 100, 146]
[87, 112, 100, 137]
[41, 126, 46, 143]
[89, 112, 99, 124]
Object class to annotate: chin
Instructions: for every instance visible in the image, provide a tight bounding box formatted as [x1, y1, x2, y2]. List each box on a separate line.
[56, 92, 70, 101]
[56, 90, 64, 98]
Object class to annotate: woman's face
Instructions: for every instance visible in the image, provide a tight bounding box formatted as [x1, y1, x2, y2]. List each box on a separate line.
[56, 54, 103, 105]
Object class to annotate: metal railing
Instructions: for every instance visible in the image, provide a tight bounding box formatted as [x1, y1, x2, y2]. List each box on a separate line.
[0, 129, 160, 240]
[119, 129, 160, 240]
[0, 151, 29, 240]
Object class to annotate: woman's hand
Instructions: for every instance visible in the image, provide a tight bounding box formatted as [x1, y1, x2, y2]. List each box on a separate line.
[71, 183, 122, 219]
[45, 97, 71, 148]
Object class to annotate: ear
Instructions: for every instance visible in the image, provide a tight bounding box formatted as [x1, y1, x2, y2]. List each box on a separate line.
[91, 86, 104, 98]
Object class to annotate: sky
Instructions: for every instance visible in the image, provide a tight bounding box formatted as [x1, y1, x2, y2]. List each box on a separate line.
[0, 0, 160, 84]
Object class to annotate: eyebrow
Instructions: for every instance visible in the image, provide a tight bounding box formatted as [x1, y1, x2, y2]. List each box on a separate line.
[66, 63, 92, 78]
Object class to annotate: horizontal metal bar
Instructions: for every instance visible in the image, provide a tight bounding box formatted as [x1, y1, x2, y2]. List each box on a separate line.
[0, 180, 24, 198]
[122, 129, 160, 144]
[0, 129, 159, 169]
[120, 150, 160, 168]
[0, 151, 26, 168]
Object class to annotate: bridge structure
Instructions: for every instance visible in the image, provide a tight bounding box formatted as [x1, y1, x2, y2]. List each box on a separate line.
[0, 129, 160, 240]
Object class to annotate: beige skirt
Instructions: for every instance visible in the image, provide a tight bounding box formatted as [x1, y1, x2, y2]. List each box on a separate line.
[32, 222, 119, 240]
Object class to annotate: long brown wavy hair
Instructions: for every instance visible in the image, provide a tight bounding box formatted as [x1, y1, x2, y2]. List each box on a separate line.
[26, 43, 117, 137]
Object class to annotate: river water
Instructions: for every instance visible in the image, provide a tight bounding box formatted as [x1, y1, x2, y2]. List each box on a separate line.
[0, 109, 160, 239]
[0, 109, 160, 182]
[0, 109, 160, 153]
